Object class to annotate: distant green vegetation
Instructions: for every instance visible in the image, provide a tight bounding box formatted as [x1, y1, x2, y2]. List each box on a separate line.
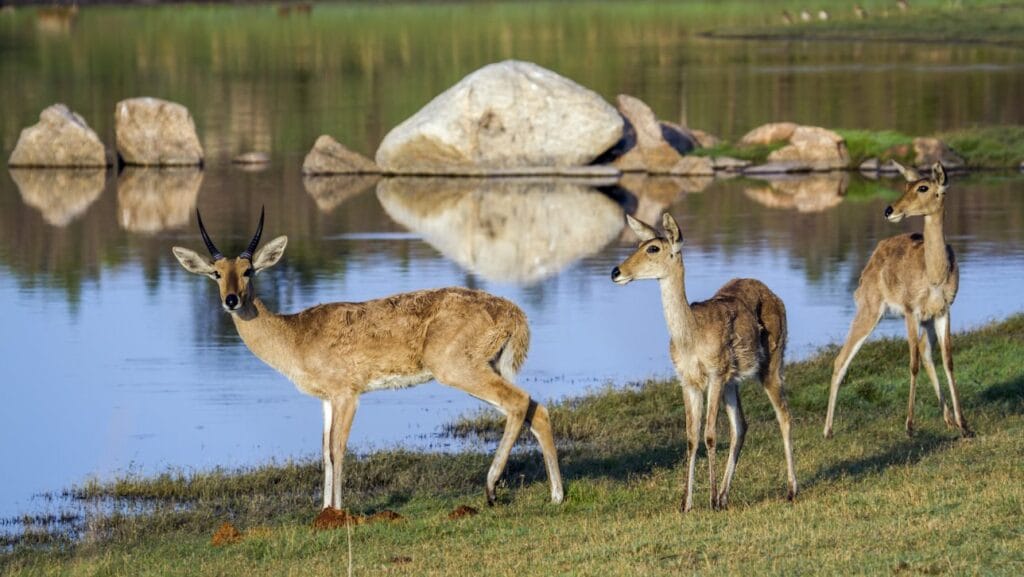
[4, 315, 1023, 575]
[835, 129, 914, 166]
[938, 126, 1024, 168]
[713, 0, 1024, 47]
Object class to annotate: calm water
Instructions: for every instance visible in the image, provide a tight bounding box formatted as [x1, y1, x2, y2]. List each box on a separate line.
[2, 2, 1024, 521]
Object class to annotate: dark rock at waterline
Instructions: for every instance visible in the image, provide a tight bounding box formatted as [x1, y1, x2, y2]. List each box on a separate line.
[601, 94, 709, 175]
[8, 104, 108, 168]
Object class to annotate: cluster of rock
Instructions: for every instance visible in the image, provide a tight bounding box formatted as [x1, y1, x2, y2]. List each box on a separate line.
[8, 98, 205, 168]
[8, 60, 975, 186]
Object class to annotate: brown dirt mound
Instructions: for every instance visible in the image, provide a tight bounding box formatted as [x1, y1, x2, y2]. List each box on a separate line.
[312, 507, 405, 531]
[367, 510, 404, 523]
[312, 507, 363, 530]
[448, 505, 479, 520]
[389, 556, 413, 565]
[211, 522, 243, 546]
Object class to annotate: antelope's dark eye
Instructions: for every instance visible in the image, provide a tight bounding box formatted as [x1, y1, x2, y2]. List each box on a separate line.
[646, 245, 661, 254]
[917, 185, 929, 193]
[243, 268, 253, 277]
[212, 271, 221, 279]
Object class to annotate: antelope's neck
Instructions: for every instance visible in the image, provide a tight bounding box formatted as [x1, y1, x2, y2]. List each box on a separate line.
[659, 263, 697, 347]
[230, 299, 294, 366]
[922, 212, 951, 285]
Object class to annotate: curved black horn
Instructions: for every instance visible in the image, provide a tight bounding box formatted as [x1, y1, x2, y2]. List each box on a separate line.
[196, 209, 223, 261]
[239, 206, 265, 260]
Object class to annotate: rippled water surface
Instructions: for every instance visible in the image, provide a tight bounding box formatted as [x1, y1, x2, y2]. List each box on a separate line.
[1, 2, 1023, 521]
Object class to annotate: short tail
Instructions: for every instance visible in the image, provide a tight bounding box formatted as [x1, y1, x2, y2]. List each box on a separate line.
[496, 307, 531, 383]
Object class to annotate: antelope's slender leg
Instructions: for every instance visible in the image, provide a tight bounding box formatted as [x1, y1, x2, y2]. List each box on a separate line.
[764, 372, 798, 501]
[322, 400, 333, 510]
[904, 313, 921, 436]
[433, 366, 531, 506]
[935, 314, 973, 437]
[919, 320, 952, 424]
[681, 384, 703, 513]
[525, 401, 564, 504]
[704, 377, 724, 510]
[825, 299, 883, 438]
[718, 380, 746, 509]
[329, 394, 359, 509]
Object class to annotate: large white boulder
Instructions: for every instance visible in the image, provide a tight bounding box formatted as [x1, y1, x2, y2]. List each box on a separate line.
[375, 61, 623, 174]
[8, 104, 108, 167]
[115, 97, 203, 166]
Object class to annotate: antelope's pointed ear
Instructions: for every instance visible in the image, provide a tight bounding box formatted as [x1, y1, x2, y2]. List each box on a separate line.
[172, 247, 216, 276]
[932, 162, 948, 189]
[661, 212, 684, 253]
[892, 160, 921, 182]
[626, 214, 658, 242]
[252, 235, 288, 273]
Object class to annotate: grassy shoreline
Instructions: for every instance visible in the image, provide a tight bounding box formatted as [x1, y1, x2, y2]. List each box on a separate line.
[703, 0, 1024, 48]
[691, 126, 1024, 169]
[3, 314, 1023, 575]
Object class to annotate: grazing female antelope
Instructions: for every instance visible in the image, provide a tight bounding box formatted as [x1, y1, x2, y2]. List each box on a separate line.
[824, 162, 972, 438]
[611, 213, 797, 512]
[172, 209, 564, 510]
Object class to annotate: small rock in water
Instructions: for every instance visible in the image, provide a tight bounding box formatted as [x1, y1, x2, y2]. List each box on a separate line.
[302, 135, 379, 174]
[912, 137, 964, 169]
[740, 122, 798, 146]
[232, 151, 271, 164]
[8, 104, 108, 168]
[766, 126, 850, 170]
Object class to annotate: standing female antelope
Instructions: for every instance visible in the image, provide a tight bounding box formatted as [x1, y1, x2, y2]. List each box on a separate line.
[172, 209, 564, 510]
[611, 212, 797, 512]
[824, 162, 971, 439]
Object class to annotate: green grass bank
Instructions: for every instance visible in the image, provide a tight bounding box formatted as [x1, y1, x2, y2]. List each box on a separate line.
[3, 314, 1023, 575]
[707, 0, 1024, 48]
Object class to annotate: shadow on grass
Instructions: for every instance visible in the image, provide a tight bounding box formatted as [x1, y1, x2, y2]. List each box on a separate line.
[973, 375, 1024, 414]
[803, 431, 957, 492]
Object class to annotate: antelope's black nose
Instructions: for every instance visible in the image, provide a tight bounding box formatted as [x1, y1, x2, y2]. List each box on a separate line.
[225, 294, 239, 309]
[611, 266, 621, 280]
[884, 206, 894, 218]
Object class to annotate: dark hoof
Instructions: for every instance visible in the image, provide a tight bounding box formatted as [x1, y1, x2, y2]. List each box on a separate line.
[786, 489, 797, 502]
[959, 427, 975, 439]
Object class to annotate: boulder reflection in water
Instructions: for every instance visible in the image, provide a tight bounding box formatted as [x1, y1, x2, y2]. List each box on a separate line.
[303, 175, 381, 213]
[378, 177, 624, 284]
[744, 172, 849, 213]
[10, 168, 106, 227]
[117, 167, 203, 233]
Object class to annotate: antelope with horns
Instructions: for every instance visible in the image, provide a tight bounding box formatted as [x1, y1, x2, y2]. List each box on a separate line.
[172, 209, 564, 510]
[824, 162, 972, 438]
[611, 213, 797, 512]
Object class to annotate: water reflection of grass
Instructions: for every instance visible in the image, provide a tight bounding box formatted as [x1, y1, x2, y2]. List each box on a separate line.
[4, 315, 1022, 575]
